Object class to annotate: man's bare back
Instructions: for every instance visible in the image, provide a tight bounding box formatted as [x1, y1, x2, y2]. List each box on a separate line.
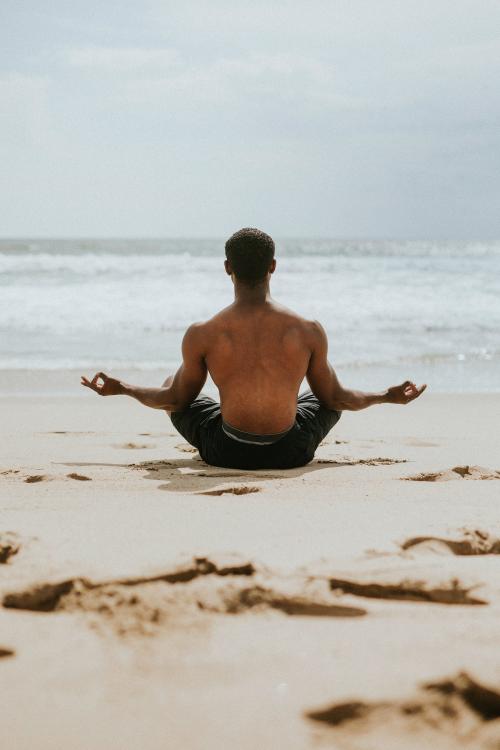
[82, 228, 425, 468]
[202, 300, 312, 433]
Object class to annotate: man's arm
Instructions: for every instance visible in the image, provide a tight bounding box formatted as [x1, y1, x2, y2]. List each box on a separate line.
[306, 321, 426, 411]
[81, 323, 208, 411]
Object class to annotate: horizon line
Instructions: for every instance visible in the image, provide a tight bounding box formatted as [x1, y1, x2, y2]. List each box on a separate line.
[1, 235, 499, 243]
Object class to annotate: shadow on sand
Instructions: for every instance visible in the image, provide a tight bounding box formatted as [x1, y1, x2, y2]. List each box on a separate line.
[60, 456, 339, 494]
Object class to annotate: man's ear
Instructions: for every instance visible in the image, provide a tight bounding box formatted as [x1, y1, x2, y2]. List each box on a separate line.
[224, 259, 232, 276]
[269, 259, 276, 275]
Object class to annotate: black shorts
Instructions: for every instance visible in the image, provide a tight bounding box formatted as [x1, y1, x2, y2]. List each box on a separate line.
[170, 390, 341, 470]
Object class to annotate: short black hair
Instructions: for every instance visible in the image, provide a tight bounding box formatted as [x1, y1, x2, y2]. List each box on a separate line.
[225, 227, 275, 284]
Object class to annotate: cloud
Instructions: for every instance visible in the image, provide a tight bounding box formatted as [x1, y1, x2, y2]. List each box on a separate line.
[126, 53, 337, 104]
[2, 1, 500, 236]
[65, 46, 181, 72]
[63, 46, 369, 116]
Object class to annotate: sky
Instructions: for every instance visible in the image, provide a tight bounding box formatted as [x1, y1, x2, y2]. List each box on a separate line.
[1, 0, 499, 239]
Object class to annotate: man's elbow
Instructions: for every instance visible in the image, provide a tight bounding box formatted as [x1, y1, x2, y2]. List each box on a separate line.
[154, 388, 180, 411]
[331, 401, 356, 412]
[324, 392, 358, 412]
[162, 392, 196, 412]
[320, 396, 347, 412]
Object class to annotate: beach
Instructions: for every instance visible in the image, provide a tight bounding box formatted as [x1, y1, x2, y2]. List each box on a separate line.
[2, 380, 500, 749]
[4, 0, 500, 743]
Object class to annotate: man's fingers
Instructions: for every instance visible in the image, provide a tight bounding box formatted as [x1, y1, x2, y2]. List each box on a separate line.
[407, 383, 427, 402]
[402, 380, 423, 399]
[389, 380, 427, 405]
[81, 374, 104, 393]
[88, 372, 107, 389]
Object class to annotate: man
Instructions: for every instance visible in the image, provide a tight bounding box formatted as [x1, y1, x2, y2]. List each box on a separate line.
[82, 228, 426, 470]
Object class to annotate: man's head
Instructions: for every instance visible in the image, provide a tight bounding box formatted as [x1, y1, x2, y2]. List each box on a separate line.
[224, 227, 276, 285]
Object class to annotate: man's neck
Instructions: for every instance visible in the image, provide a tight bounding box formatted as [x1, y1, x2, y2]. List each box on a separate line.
[234, 279, 271, 305]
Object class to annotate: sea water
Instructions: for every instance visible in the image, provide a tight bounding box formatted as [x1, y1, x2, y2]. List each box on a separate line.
[1, 238, 499, 393]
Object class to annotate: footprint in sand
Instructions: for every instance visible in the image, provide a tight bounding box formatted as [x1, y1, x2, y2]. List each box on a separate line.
[318, 457, 407, 466]
[198, 485, 261, 496]
[196, 471, 248, 478]
[2, 557, 257, 612]
[66, 473, 92, 481]
[306, 671, 500, 743]
[23, 474, 91, 484]
[218, 587, 365, 618]
[0, 469, 20, 476]
[0, 532, 21, 564]
[175, 443, 198, 454]
[117, 442, 155, 450]
[406, 465, 500, 482]
[329, 575, 485, 605]
[402, 529, 500, 556]
[130, 460, 176, 472]
[2, 555, 366, 636]
[22, 580, 365, 636]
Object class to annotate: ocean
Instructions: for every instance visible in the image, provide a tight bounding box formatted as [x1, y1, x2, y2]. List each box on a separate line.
[1, 238, 499, 394]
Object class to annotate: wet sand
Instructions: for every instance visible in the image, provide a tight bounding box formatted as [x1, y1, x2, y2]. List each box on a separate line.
[2, 386, 500, 749]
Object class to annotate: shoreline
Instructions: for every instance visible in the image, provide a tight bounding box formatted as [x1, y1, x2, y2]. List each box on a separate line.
[1, 365, 500, 398]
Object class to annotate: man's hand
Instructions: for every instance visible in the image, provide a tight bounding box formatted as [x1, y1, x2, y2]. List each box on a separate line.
[386, 381, 427, 405]
[81, 372, 122, 396]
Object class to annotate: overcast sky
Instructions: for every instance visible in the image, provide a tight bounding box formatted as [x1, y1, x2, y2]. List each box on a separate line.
[1, 0, 499, 238]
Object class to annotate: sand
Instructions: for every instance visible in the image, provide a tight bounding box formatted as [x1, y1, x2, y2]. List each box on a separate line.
[1, 385, 500, 749]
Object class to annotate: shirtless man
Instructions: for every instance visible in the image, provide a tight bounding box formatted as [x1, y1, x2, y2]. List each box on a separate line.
[82, 228, 426, 469]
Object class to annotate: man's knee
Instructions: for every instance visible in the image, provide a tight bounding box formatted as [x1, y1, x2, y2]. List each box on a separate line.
[325, 409, 342, 435]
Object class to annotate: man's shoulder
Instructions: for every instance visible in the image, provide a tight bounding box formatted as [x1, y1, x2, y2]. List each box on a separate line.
[182, 320, 211, 349]
[268, 300, 312, 326]
[273, 303, 324, 337]
[188, 304, 324, 340]
[184, 320, 208, 336]
[183, 312, 228, 341]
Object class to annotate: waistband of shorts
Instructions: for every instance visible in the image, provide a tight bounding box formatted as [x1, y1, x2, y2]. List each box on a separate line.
[221, 420, 294, 446]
